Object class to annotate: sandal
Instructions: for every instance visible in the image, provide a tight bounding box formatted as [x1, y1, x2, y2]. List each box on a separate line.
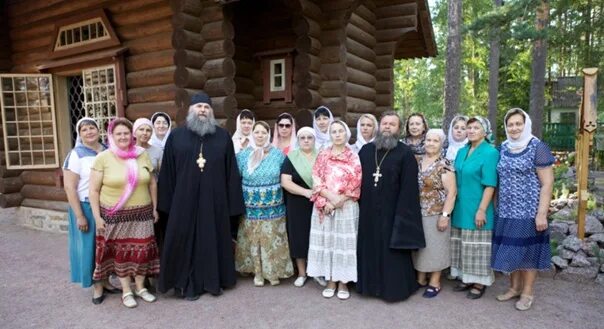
[322, 288, 336, 298]
[466, 285, 486, 300]
[496, 288, 521, 302]
[337, 289, 350, 300]
[453, 282, 472, 292]
[254, 275, 265, 287]
[422, 285, 441, 298]
[134, 288, 157, 303]
[121, 292, 138, 308]
[515, 295, 534, 311]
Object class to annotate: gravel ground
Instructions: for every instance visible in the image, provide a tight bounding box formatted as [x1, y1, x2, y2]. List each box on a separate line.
[1, 207, 603, 329]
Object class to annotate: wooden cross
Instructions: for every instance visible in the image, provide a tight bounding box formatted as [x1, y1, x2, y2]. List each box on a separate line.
[373, 168, 382, 187]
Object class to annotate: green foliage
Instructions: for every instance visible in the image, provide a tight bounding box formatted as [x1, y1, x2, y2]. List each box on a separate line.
[550, 239, 559, 256]
[393, 0, 604, 130]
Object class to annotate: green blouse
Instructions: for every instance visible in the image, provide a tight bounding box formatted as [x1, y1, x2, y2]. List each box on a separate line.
[451, 140, 499, 230]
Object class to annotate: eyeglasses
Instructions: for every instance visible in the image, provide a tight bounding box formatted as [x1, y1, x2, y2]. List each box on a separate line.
[299, 136, 314, 140]
[278, 123, 292, 128]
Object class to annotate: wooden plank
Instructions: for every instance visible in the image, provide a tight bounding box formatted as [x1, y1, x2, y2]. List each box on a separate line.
[21, 184, 66, 201]
[127, 66, 177, 88]
[116, 18, 173, 41]
[126, 49, 175, 72]
[21, 198, 69, 211]
[111, 3, 172, 27]
[123, 31, 173, 55]
[21, 170, 55, 185]
[128, 84, 180, 103]
[375, 3, 417, 19]
[125, 101, 179, 120]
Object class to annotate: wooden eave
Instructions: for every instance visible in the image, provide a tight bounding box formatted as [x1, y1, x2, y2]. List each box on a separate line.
[35, 46, 128, 72]
[394, 0, 436, 59]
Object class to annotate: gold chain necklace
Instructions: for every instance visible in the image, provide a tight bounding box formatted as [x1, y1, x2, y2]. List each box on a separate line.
[373, 148, 390, 187]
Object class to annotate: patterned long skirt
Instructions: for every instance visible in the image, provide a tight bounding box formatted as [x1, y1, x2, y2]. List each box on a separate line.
[93, 204, 160, 280]
[307, 200, 359, 283]
[450, 227, 494, 286]
[235, 216, 294, 281]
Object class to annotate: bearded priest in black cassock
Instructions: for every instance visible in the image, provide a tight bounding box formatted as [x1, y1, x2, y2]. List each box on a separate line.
[157, 92, 245, 300]
[356, 111, 426, 302]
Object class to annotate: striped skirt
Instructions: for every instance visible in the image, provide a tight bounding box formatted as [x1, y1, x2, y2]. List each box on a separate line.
[450, 227, 494, 286]
[93, 204, 160, 280]
[307, 200, 359, 283]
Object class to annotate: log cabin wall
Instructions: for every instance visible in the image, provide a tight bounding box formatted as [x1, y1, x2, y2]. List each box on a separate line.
[0, 7, 24, 208]
[373, 0, 419, 113]
[344, 1, 378, 128]
[230, 0, 298, 123]
[3, 0, 178, 210]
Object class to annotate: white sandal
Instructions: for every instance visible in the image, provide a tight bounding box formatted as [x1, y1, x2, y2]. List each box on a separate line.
[134, 288, 157, 303]
[337, 289, 350, 300]
[122, 292, 138, 308]
[294, 276, 307, 287]
[322, 288, 336, 298]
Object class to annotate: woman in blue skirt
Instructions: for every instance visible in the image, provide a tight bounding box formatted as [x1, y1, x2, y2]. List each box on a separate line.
[63, 118, 118, 304]
[491, 108, 554, 311]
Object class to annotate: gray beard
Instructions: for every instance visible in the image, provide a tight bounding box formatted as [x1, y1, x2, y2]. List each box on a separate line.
[186, 111, 217, 137]
[374, 131, 400, 150]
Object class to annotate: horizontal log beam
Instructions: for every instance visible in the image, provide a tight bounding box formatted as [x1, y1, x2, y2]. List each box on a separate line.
[128, 84, 179, 103]
[320, 80, 346, 97]
[201, 20, 234, 42]
[234, 76, 255, 94]
[172, 12, 203, 33]
[127, 66, 177, 88]
[346, 96, 376, 113]
[347, 82, 376, 101]
[204, 58, 236, 79]
[11, 35, 51, 53]
[375, 3, 417, 19]
[170, 0, 203, 16]
[174, 67, 206, 89]
[354, 4, 376, 23]
[204, 77, 236, 97]
[174, 49, 205, 69]
[116, 18, 173, 41]
[0, 166, 23, 178]
[0, 176, 23, 194]
[0, 192, 23, 208]
[112, 3, 172, 27]
[123, 31, 173, 55]
[346, 38, 376, 62]
[202, 40, 235, 60]
[21, 170, 55, 185]
[126, 50, 175, 72]
[21, 198, 69, 212]
[346, 24, 376, 50]
[320, 63, 347, 81]
[347, 67, 376, 88]
[294, 88, 322, 109]
[346, 52, 376, 73]
[234, 93, 256, 109]
[21, 184, 66, 201]
[172, 29, 204, 51]
[375, 93, 392, 107]
[125, 101, 179, 121]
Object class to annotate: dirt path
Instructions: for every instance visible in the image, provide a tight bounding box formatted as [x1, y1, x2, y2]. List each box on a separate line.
[1, 208, 603, 329]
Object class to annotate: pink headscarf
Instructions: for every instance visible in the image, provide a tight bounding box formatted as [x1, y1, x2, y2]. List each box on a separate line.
[106, 118, 144, 215]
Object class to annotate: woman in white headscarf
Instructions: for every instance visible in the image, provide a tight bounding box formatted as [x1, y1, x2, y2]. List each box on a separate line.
[232, 109, 256, 154]
[445, 115, 468, 164]
[63, 117, 117, 304]
[235, 121, 294, 287]
[308, 120, 361, 301]
[133, 118, 163, 176]
[150, 112, 172, 151]
[492, 108, 555, 311]
[350, 114, 378, 153]
[313, 106, 334, 150]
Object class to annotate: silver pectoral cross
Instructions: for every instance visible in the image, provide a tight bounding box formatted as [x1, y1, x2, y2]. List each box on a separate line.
[373, 168, 382, 187]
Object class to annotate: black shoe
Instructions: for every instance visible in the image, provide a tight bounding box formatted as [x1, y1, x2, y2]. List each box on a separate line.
[184, 294, 201, 301]
[466, 285, 486, 299]
[453, 282, 472, 292]
[103, 286, 121, 294]
[92, 294, 105, 305]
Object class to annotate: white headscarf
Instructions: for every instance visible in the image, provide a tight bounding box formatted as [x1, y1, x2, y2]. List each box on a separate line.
[248, 121, 272, 174]
[352, 114, 378, 153]
[329, 120, 352, 145]
[233, 110, 256, 154]
[503, 108, 536, 152]
[295, 126, 316, 148]
[75, 117, 100, 147]
[150, 112, 172, 150]
[313, 106, 334, 150]
[272, 113, 297, 153]
[426, 128, 446, 151]
[445, 115, 468, 161]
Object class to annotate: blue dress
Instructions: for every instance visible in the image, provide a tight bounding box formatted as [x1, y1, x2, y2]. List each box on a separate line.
[492, 138, 555, 273]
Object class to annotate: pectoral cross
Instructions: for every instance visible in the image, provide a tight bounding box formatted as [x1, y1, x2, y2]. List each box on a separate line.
[373, 168, 382, 187]
[197, 143, 206, 172]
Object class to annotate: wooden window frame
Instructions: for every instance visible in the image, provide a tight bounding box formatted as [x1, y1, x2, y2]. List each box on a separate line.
[0, 74, 60, 170]
[49, 9, 120, 59]
[258, 50, 293, 104]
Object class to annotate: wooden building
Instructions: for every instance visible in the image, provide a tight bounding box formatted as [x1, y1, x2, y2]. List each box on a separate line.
[0, 0, 435, 219]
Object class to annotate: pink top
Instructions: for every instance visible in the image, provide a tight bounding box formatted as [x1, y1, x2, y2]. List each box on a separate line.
[311, 146, 362, 211]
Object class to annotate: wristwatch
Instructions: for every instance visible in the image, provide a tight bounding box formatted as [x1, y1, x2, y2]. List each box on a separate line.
[441, 211, 451, 218]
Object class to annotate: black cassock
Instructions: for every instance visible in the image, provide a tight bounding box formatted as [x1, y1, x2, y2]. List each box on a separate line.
[157, 126, 244, 298]
[356, 142, 425, 302]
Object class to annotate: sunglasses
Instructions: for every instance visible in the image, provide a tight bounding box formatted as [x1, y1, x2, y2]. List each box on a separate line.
[278, 123, 292, 128]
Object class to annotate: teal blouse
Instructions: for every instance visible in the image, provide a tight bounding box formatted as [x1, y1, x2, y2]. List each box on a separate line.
[236, 147, 286, 221]
[452, 140, 499, 230]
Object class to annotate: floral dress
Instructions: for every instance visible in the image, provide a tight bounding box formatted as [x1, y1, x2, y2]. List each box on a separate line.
[235, 147, 293, 281]
[492, 138, 554, 273]
[307, 147, 362, 283]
